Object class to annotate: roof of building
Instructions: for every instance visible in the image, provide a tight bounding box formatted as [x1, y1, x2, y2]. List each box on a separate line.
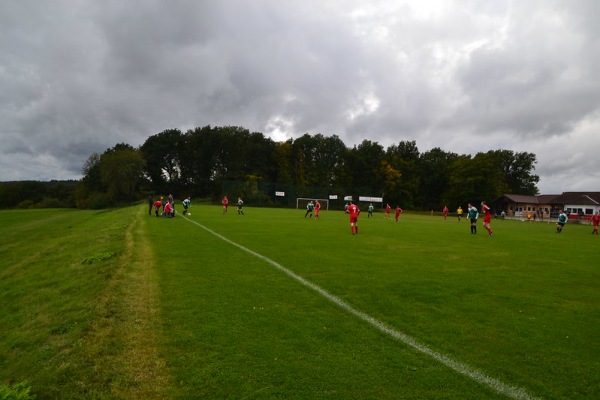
[536, 194, 561, 203]
[552, 192, 600, 206]
[496, 192, 600, 205]
[496, 194, 558, 204]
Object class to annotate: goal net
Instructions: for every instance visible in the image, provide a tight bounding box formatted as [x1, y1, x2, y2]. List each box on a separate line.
[296, 197, 329, 210]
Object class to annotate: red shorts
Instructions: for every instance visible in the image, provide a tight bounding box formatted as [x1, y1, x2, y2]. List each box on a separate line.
[350, 216, 358, 223]
[484, 214, 491, 223]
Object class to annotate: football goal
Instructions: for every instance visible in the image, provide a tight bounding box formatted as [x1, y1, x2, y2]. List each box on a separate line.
[296, 198, 329, 210]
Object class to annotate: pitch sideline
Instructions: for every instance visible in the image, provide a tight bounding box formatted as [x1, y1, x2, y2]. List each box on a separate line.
[183, 216, 536, 400]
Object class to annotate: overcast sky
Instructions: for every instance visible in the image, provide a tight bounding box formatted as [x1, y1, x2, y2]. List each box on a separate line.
[2, 0, 599, 193]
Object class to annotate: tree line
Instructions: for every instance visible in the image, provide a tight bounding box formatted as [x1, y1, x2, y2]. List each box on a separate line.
[0, 180, 78, 209]
[0, 125, 539, 210]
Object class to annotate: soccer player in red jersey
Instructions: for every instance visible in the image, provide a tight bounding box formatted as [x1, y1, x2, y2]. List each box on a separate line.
[164, 201, 173, 218]
[443, 206, 449, 220]
[384, 203, 391, 219]
[314, 200, 321, 219]
[347, 201, 360, 235]
[395, 206, 403, 222]
[153, 199, 163, 217]
[592, 211, 600, 234]
[481, 201, 493, 237]
[222, 196, 229, 214]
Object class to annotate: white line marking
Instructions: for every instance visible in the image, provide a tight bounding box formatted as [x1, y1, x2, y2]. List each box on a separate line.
[183, 217, 537, 400]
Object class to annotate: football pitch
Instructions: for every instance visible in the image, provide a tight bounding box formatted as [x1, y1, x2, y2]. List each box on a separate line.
[152, 205, 599, 399]
[1, 205, 598, 399]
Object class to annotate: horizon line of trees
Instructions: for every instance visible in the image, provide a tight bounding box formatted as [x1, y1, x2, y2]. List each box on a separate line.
[1, 125, 540, 210]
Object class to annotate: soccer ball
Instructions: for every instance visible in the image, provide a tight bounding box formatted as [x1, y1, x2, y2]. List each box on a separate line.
[188, 213, 191, 216]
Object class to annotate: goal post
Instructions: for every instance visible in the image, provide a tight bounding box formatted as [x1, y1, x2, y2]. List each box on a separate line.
[296, 197, 329, 210]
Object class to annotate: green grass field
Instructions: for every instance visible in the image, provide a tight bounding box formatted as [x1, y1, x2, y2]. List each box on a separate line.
[0, 205, 598, 399]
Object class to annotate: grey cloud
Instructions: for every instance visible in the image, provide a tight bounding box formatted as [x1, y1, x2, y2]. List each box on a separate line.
[1, 0, 600, 193]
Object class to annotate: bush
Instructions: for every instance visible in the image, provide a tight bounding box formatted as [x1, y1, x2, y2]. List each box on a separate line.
[15, 200, 35, 209]
[0, 381, 36, 400]
[89, 193, 115, 210]
[40, 197, 64, 208]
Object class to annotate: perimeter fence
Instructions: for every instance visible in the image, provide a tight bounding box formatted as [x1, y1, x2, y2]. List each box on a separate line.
[221, 180, 384, 211]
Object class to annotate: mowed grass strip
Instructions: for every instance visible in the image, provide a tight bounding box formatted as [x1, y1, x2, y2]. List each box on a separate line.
[0, 208, 172, 399]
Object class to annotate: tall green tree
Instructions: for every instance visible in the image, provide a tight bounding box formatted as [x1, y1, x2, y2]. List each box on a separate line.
[385, 140, 420, 207]
[211, 126, 275, 181]
[242, 131, 277, 181]
[80, 153, 103, 191]
[345, 140, 385, 191]
[312, 134, 348, 188]
[290, 133, 317, 187]
[491, 150, 539, 195]
[378, 159, 402, 201]
[417, 148, 458, 210]
[179, 126, 219, 193]
[512, 151, 539, 195]
[76, 152, 104, 208]
[444, 155, 474, 208]
[100, 144, 146, 202]
[140, 128, 183, 192]
[273, 141, 293, 185]
[76, 144, 145, 208]
[444, 152, 505, 208]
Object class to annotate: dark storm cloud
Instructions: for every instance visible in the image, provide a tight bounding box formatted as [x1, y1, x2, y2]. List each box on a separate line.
[1, 0, 600, 192]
